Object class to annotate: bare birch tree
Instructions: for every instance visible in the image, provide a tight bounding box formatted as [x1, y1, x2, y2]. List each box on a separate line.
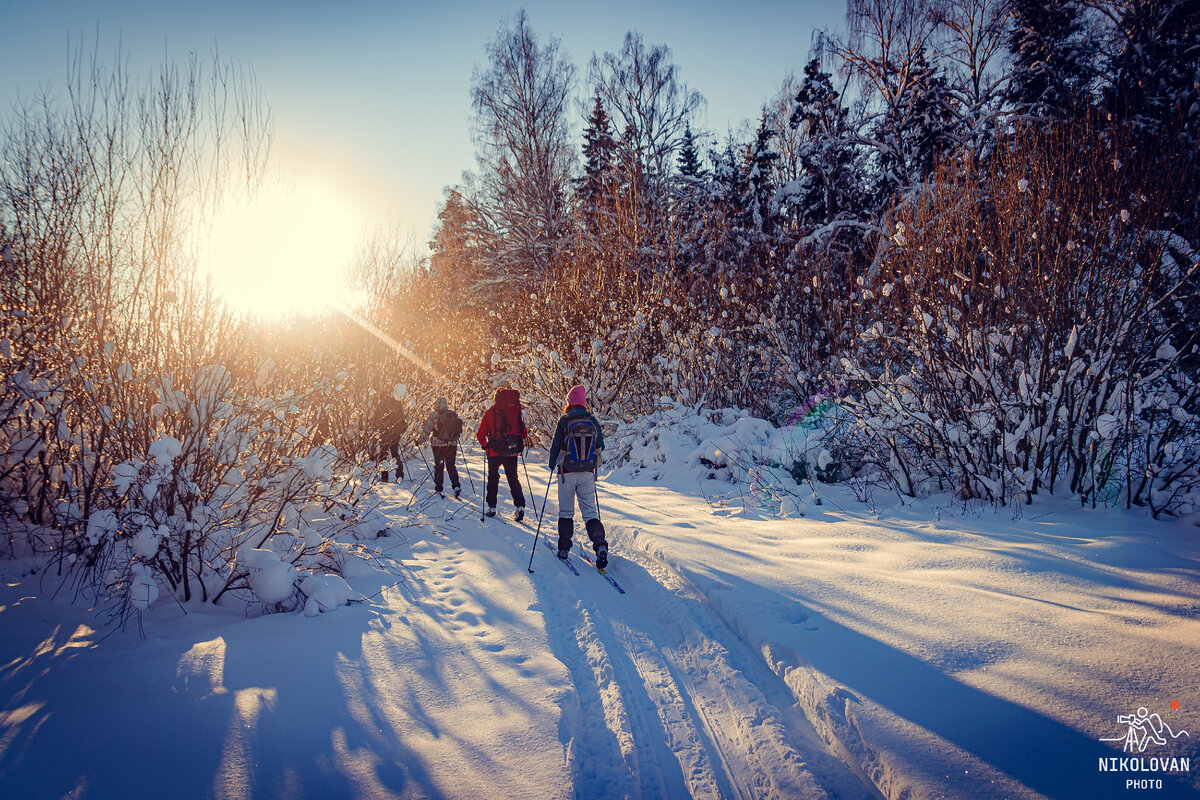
[588, 31, 705, 189]
[469, 10, 576, 286]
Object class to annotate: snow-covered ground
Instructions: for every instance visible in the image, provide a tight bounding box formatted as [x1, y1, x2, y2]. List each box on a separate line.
[2, 420, 1198, 799]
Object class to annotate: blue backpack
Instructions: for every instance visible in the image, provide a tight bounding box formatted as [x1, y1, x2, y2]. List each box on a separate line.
[562, 416, 599, 472]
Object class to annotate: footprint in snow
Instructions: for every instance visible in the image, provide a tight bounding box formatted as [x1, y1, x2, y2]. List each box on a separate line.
[778, 602, 811, 626]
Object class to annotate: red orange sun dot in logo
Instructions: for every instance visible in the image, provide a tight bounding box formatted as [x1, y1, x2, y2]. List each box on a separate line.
[1170, 700, 1180, 710]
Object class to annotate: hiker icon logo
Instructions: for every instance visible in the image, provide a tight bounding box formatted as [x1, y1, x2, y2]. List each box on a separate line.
[1097, 704, 1192, 791]
[1101, 707, 1190, 753]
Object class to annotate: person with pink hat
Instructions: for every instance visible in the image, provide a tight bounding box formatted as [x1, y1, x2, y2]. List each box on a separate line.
[547, 384, 608, 568]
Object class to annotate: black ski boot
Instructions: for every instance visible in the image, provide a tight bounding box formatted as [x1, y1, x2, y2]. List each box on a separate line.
[514, 507, 525, 523]
[586, 518, 608, 569]
[557, 517, 573, 559]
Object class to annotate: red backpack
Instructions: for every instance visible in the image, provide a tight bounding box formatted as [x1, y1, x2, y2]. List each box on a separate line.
[491, 389, 524, 456]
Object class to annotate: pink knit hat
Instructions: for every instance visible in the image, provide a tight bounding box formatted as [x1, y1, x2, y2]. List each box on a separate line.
[566, 385, 586, 406]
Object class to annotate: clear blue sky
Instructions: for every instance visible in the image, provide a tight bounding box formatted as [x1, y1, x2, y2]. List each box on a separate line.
[1, 0, 846, 247]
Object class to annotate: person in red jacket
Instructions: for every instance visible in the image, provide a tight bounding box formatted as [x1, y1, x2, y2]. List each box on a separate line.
[475, 387, 527, 521]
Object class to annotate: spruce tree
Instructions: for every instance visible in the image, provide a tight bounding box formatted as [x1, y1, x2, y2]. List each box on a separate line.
[1104, 0, 1200, 246]
[671, 123, 707, 274]
[741, 114, 779, 240]
[1105, 0, 1200, 141]
[883, 48, 958, 195]
[693, 135, 750, 274]
[786, 59, 859, 228]
[579, 94, 616, 205]
[1006, 0, 1094, 118]
[678, 123, 703, 179]
[711, 137, 747, 216]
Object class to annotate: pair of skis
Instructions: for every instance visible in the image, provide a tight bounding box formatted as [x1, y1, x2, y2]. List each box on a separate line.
[543, 540, 625, 594]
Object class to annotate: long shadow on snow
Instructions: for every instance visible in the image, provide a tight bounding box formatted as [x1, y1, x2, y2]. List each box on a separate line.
[871, 501, 1200, 608]
[489, 512, 697, 800]
[216, 604, 451, 799]
[691, 567, 1198, 800]
[0, 599, 445, 800]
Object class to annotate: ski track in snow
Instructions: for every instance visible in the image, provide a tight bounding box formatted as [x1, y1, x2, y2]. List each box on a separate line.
[2, 448, 1198, 799]
[401, 458, 881, 800]
[594, 479, 1200, 800]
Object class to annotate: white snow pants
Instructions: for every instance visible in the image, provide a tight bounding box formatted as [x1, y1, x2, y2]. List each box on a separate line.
[557, 470, 598, 521]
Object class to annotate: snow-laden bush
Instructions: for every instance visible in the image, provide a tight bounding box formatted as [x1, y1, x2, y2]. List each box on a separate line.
[838, 123, 1200, 515]
[0, 316, 383, 624]
[299, 573, 355, 617]
[0, 49, 416, 625]
[605, 402, 827, 514]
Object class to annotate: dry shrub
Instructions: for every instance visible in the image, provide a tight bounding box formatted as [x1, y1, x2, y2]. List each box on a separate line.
[840, 119, 1199, 513]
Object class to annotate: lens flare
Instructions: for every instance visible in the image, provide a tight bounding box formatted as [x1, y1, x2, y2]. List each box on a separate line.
[332, 302, 444, 382]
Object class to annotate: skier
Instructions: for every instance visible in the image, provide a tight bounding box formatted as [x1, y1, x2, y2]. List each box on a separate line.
[475, 387, 528, 521]
[415, 397, 463, 498]
[547, 385, 607, 568]
[375, 384, 409, 482]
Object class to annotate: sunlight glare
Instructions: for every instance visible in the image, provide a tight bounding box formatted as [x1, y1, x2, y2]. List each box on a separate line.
[203, 174, 361, 317]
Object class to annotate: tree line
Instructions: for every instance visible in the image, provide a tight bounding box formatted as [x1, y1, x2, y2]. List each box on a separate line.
[0, 0, 1197, 624]
[393, 0, 1198, 515]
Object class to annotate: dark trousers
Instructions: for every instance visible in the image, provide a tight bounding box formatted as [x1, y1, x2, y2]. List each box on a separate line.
[432, 444, 460, 492]
[557, 517, 606, 555]
[380, 438, 404, 479]
[485, 455, 525, 508]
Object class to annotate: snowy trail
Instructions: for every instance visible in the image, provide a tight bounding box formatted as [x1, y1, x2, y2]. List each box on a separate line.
[2, 447, 1198, 799]
[593, 478, 1200, 800]
[587, 539, 879, 800]
[425, 458, 881, 800]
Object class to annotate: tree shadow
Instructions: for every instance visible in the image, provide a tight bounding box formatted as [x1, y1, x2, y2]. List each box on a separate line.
[0, 597, 446, 799]
[698, 567, 1200, 800]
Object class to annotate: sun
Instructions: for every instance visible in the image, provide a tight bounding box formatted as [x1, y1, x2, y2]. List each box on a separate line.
[200, 172, 362, 318]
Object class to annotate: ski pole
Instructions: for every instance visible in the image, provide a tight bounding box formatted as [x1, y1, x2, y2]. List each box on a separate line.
[418, 445, 434, 479]
[477, 445, 488, 522]
[458, 441, 478, 496]
[459, 443, 487, 521]
[593, 470, 602, 524]
[520, 451, 539, 524]
[527, 471, 553, 573]
[407, 442, 430, 494]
